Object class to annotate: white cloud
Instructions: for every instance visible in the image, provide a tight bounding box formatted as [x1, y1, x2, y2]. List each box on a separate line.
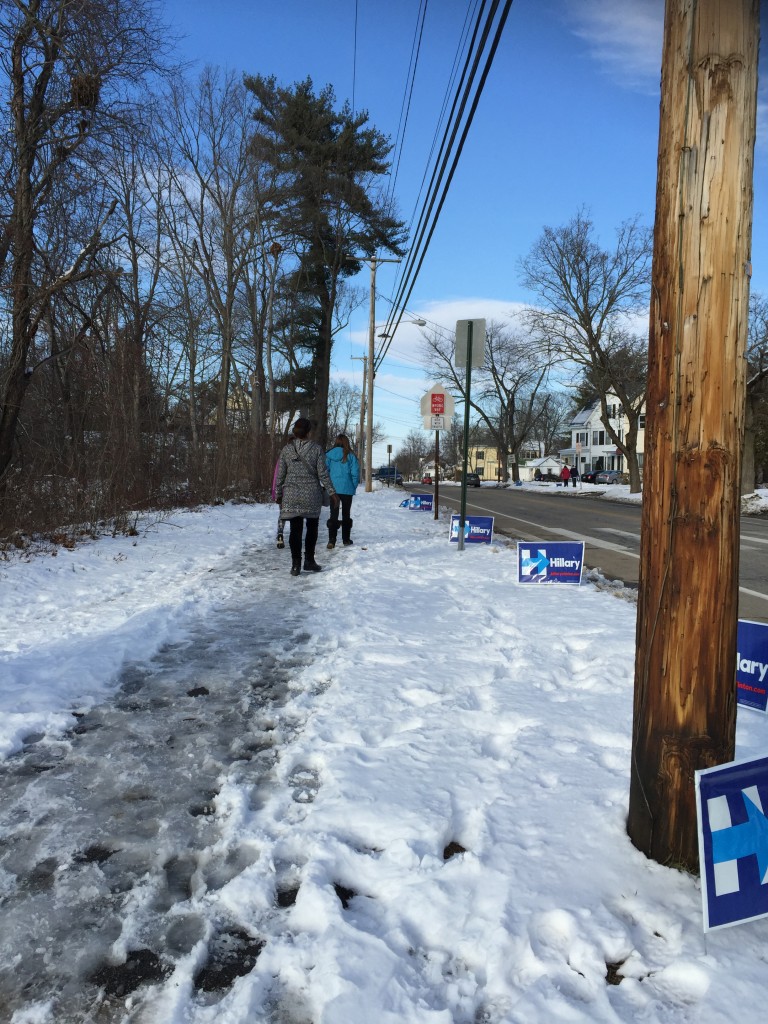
[563, 0, 663, 93]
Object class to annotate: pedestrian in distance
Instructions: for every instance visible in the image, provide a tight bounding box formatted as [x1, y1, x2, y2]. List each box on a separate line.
[571, 464, 579, 488]
[275, 418, 338, 576]
[560, 464, 570, 487]
[325, 433, 360, 548]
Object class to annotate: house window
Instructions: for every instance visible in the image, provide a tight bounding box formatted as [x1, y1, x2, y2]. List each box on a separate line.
[476, 451, 485, 461]
[592, 430, 606, 446]
[576, 431, 589, 447]
[639, 415, 646, 429]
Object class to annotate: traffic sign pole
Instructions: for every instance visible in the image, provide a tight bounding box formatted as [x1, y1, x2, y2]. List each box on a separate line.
[434, 429, 439, 520]
[458, 320, 473, 552]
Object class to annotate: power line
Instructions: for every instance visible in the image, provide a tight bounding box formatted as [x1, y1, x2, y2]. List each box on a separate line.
[394, 0, 481, 252]
[375, 383, 421, 402]
[375, 0, 514, 371]
[351, 0, 359, 114]
[386, 0, 430, 207]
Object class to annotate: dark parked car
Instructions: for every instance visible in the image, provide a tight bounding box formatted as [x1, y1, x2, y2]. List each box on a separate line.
[595, 470, 623, 485]
[463, 472, 481, 488]
[581, 470, 600, 483]
[375, 466, 403, 485]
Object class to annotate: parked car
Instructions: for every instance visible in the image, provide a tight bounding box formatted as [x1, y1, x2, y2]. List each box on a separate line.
[375, 466, 403, 485]
[463, 472, 481, 488]
[581, 470, 600, 483]
[595, 469, 623, 485]
[421, 474, 433, 484]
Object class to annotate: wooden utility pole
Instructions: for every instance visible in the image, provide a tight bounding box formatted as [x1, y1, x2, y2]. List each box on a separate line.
[628, 0, 759, 871]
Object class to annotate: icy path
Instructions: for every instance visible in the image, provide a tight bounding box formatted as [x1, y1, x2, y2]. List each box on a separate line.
[0, 543, 320, 1023]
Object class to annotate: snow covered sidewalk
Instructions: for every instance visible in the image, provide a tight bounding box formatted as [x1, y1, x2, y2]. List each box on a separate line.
[1, 492, 767, 1023]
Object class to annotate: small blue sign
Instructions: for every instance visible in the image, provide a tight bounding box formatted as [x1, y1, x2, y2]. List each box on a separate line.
[449, 515, 494, 544]
[516, 541, 584, 584]
[400, 493, 433, 511]
[737, 619, 768, 713]
[696, 755, 768, 930]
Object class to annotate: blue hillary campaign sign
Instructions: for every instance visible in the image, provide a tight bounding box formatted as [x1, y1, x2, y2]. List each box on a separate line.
[696, 755, 768, 930]
[399, 493, 433, 511]
[737, 619, 768, 713]
[516, 542, 584, 584]
[448, 515, 494, 544]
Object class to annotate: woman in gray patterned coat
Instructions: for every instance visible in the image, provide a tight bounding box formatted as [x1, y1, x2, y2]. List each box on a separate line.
[275, 418, 338, 576]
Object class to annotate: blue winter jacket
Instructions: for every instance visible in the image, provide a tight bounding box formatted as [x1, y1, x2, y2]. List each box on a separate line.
[326, 447, 360, 495]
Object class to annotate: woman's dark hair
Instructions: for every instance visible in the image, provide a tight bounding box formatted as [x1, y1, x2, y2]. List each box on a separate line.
[292, 418, 312, 439]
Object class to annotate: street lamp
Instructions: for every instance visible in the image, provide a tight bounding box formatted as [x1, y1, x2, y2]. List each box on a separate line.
[365, 317, 426, 491]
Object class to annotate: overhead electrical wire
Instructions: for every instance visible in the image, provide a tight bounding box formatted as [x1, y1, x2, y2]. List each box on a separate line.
[375, 0, 514, 373]
[377, 0, 510, 367]
[379, 0, 494, 349]
[351, 0, 359, 114]
[386, 0, 430, 207]
[394, 0, 480, 253]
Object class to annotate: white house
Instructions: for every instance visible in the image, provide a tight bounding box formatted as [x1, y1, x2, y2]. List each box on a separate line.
[560, 395, 646, 474]
[518, 455, 565, 482]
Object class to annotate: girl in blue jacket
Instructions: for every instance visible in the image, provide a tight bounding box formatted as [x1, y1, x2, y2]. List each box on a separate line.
[325, 434, 360, 547]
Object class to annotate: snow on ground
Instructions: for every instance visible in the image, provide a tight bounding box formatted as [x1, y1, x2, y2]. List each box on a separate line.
[1, 487, 768, 1023]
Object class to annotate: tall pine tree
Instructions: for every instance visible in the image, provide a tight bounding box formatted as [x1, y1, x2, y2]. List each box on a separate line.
[245, 76, 406, 442]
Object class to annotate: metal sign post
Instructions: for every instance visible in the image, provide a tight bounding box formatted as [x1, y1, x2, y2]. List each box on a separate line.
[421, 386, 455, 523]
[458, 321, 474, 552]
[453, 320, 485, 552]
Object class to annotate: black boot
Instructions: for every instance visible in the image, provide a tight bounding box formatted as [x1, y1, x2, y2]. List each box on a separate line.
[290, 559, 301, 576]
[303, 558, 322, 572]
[342, 517, 353, 546]
[327, 517, 337, 550]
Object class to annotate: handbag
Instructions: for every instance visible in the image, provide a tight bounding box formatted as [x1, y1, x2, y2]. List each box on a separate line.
[321, 487, 331, 507]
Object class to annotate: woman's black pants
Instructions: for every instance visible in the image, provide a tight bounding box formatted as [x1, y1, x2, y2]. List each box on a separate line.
[288, 516, 318, 562]
[328, 494, 353, 543]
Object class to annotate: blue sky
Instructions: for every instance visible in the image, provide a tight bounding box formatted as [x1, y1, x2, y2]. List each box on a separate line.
[161, 0, 768, 462]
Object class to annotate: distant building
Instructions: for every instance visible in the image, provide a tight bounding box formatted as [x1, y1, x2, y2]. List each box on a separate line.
[518, 455, 565, 482]
[462, 445, 504, 481]
[560, 394, 646, 474]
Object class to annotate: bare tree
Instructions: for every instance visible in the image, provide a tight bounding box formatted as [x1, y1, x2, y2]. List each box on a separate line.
[161, 68, 256, 485]
[0, 0, 171, 492]
[421, 319, 554, 481]
[520, 210, 652, 492]
[743, 293, 768, 492]
[327, 380, 362, 441]
[532, 390, 573, 457]
[395, 429, 430, 480]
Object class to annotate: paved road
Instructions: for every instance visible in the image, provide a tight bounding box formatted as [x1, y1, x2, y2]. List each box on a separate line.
[415, 483, 768, 624]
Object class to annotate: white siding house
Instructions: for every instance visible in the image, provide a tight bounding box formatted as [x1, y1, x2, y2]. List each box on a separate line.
[561, 395, 646, 474]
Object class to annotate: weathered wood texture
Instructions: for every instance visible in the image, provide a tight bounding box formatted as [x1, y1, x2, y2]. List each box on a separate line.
[628, 0, 759, 869]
